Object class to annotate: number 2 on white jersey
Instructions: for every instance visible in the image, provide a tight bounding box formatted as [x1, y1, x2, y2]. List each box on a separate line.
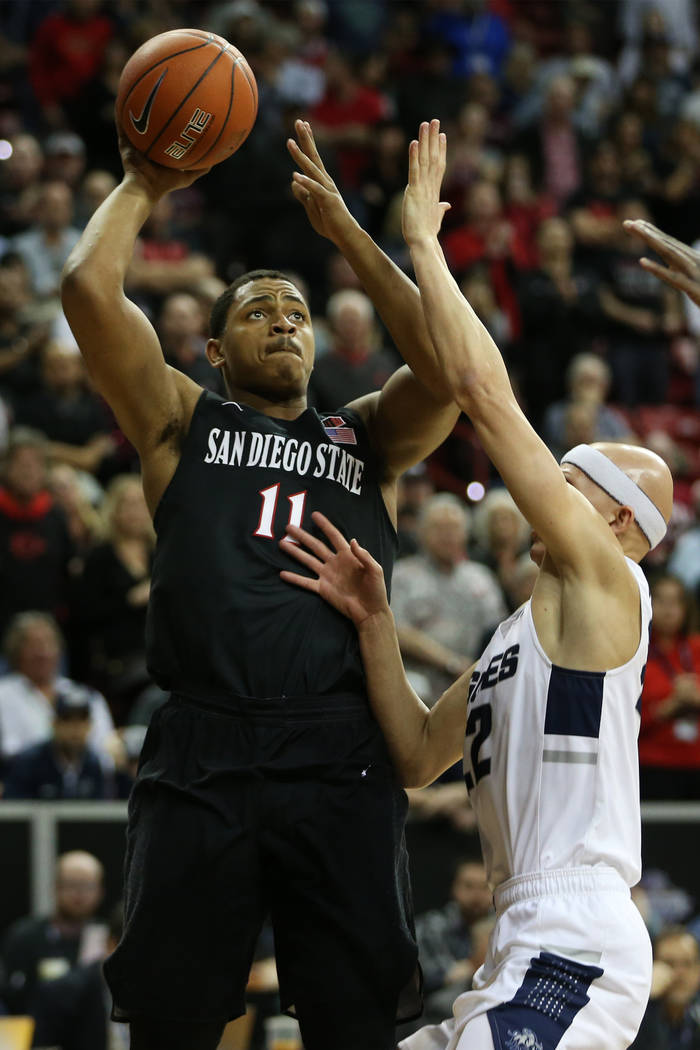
[254, 483, 307, 539]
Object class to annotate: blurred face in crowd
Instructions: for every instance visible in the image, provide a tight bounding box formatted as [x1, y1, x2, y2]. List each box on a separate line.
[420, 501, 469, 569]
[656, 932, 700, 1011]
[570, 359, 609, 404]
[537, 218, 573, 262]
[329, 292, 374, 354]
[55, 852, 104, 923]
[467, 181, 500, 227]
[53, 709, 91, 759]
[16, 618, 61, 687]
[80, 170, 117, 217]
[5, 444, 48, 501]
[0, 267, 27, 315]
[42, 344, 84, 394]
[451, 861, 492, 925]
[159, 294, 204, 345]
[37, 182, 74, 233]
[5, 134, 43, 189]
[651, 577, 687, 639]
[545, 76, 575, 121]
[488, 505, 522, 551]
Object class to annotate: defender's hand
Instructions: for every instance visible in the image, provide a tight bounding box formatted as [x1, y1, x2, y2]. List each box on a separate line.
[287, 120, 359, 244]
[117, 125, 210, 202]
[624, 219, 700, 307]
[402, 119, 450, 248]
[280, 511, 390, 626]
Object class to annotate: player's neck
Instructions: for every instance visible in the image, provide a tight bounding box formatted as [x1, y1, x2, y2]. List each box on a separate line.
[227, 386, 308, 420]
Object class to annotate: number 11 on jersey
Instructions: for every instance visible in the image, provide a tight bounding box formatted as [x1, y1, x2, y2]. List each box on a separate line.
[254, 483, 308, 539]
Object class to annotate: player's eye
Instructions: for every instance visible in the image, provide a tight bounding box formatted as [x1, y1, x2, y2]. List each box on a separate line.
[290, 310, 305, 321]
[248, 309, 265, 319]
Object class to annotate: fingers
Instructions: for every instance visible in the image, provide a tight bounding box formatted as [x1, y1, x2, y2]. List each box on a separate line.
[279, 569, 321, 594]
[295, 119, 327, 171]
[279, 540, 324, 576]
[428, 118, 441, 166]
[283, 522, 332, 560]
[639, 257, 698, 295]
[310, 510, 351, 552]
[292, 171, 332, 204]
[408, 138, 419, 185]
[287, 136, 329, 185]
[349, 537, 381, 571]
[418, 120, 429, 169]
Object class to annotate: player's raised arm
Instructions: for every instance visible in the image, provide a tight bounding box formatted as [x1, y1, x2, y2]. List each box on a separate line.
[402, 122, 629, 574]
[60, 131, 206, 486]
[280, 512, 467, 787]
[287, 120, 459, 477]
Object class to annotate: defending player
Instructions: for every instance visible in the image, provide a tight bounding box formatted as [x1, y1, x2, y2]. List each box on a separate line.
[60, 120, 459, 1050]
[280, 121, 674, 1050]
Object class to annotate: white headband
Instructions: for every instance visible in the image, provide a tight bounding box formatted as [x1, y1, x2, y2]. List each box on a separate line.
[560, 444, 667, 550]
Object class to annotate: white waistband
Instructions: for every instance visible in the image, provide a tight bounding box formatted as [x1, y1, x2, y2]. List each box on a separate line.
[493, 866, 629, 915]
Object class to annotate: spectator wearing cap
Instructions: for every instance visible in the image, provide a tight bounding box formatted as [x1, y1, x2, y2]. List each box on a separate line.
[2, 687, 107, 799]
[0, 850, 106, 1017]
[0, 611, 113, 768]
[44, 131, 87, 191]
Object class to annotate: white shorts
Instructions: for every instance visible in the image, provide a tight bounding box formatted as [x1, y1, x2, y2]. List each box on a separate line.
[401, 867, 652, 1050]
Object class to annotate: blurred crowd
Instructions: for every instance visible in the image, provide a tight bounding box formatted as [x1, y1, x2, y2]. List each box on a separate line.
[2, 0, 700, 1045]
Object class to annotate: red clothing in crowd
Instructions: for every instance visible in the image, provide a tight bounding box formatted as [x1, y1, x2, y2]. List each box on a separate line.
[639, 634, 700, 768]
[442, 223, 532, 339]
[29, 11, 114, 107]
[311, 86, 389, 188]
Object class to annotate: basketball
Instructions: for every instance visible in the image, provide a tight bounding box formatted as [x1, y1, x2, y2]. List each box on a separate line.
[116, 28, 258, 169]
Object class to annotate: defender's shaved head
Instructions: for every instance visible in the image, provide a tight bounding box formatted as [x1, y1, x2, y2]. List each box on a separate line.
[592, 442, 674, 532]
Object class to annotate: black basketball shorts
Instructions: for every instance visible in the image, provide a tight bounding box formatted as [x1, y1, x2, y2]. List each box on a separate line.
[103, 693, 422, 1029]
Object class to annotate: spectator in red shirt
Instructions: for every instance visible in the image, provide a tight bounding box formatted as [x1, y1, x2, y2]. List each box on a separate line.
[639, 573, 700, 800]
[311, 48, 390, 189]
[28, 0, 114, 131]
[443, 179, 530, 341]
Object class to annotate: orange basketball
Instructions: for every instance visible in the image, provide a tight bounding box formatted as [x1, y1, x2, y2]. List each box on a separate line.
[116, 28, 258, 169]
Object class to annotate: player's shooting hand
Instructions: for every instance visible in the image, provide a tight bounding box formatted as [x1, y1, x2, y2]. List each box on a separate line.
[402, 119, 451, 248]
[117, 125, 210, 202]
[624, 219, 700, 308]
[280, 510, 390, 627]
[287, 120, 358, 245]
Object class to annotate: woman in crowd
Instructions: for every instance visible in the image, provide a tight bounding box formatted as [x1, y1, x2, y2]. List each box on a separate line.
[640, 574, 700, 800]
[74, 475, 154, 723]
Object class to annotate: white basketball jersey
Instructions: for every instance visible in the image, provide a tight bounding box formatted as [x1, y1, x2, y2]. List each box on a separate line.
[463, 557, 651, 890]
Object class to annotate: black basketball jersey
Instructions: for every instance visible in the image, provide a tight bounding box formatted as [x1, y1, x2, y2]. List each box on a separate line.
[146, 390, 398, 705]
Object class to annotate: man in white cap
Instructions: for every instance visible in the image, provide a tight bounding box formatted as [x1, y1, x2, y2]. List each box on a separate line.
[280, 121, 673, 1050]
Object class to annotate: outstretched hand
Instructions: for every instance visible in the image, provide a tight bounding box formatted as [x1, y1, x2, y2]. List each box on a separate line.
[286, 119, 358, 244]
[280, 511, 390, 627]
[117, 125, 210, 201]
[624, 219, 700, 307]
[402, 119, 451, 248]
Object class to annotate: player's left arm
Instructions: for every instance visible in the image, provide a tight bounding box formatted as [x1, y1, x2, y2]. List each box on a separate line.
[288, 120, 461, 415]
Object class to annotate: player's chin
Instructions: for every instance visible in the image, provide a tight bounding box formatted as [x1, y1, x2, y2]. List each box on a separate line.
[529, 540, 546, 567]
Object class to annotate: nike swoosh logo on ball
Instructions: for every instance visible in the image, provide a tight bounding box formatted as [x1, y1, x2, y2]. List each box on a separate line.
[129, 70, 167, 135]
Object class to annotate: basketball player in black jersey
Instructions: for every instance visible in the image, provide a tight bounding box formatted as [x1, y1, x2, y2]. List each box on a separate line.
[60, 120, 459, 1050]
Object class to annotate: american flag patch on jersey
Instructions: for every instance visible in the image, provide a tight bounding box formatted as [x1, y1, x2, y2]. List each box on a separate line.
[321, 416, 357, 444]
